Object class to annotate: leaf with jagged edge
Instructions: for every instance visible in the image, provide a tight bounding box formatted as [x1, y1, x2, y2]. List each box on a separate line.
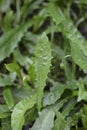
[48, 3, 87, 71]
[0, 21, 32, 62]
[32, 33, 52, 110]
[11, 95, 36, 130]
[30, 108, 55, 130]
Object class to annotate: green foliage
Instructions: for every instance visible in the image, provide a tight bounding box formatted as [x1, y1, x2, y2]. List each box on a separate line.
[81, 105, 87, 129]
[53, 112, 70, 130]
[48, 2, 87, 71]
[1, 117, 12, 130]
[43, 82, 67, 106]
[11, 95, 36, 130]
[30, 108, 55, 130]
[0, 73, 16, 86]
[0, 0, 87, 130]
[3, 87, 15, 110]
[5, 63, 22, 79]
[0, 104, 10, 119]
[0, 21, 31, 62]
[32, 33, 52, 110]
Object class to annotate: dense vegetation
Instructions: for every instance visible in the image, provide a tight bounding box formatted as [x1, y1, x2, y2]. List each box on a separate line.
[0, 0, 87, 130]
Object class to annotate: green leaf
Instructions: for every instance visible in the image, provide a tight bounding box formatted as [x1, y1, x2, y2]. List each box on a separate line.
[28, 64, 36, 84]
[0, 21, 31, 62]
[13, 48, 27, 66]
[0, 0, 11, 12]
[0, 104, 10, 119]
[33, 8, 47, 31]
[80, 0, 87, 4]
[3, 87, 15, 110]
[24, 107, 36, 125]
[53, 112, 70, 130]
[30, 108, 55, 130]
[47, 3, 63, 25]
[62, 98, 76, 117]
[33, 33, 52, 110]
[0, 73, 16, 87]
[11, 95, 36, 130]
[0, 104, 9, 113]
[78, 82, 87, 101]
[43, 82, 66, 106]
[3, 9, 13, 31]
[1, 117, 11, 130]
[12, 86, 34, 101]
[47, 98, 68, 112]
[5, 63, 22, 79]
[0, 113, 10, 119]
[48, 3, 87, 71]
[81, 105, 87, 129]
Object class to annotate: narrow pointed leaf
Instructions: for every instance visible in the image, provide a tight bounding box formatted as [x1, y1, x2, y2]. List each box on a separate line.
[0, 21, 31, 62]
[3, 87, 15, 110]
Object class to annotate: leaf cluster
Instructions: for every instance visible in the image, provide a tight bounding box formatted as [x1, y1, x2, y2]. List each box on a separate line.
[0, 0, 87, 130]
